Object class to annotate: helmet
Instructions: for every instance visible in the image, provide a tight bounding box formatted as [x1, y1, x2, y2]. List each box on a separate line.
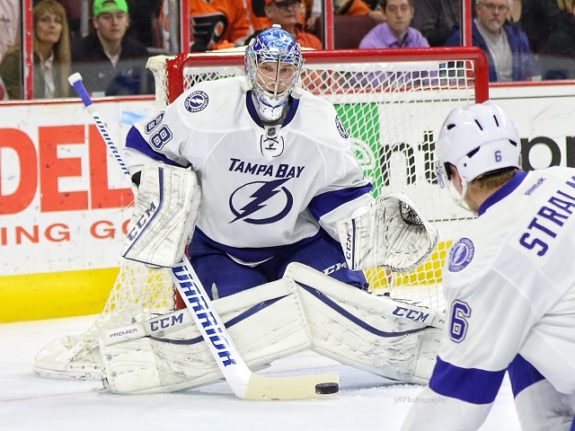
[245, 25, 303, 123]
[436, 101, 521, 187]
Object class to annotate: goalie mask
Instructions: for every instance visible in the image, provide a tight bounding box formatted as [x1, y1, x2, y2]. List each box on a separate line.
[245, 25, 303, 123]
[435, 101, 521, 210]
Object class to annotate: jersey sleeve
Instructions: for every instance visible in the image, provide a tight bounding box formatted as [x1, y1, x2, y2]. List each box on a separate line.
[305, 107, 373, 240]
[123, 97, 191, 174]
[402, 262, 539, 429]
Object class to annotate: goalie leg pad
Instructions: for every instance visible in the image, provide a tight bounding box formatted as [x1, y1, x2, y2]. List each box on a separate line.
[33, 333, 103, 381]
[122, 163, 201, 267]
[285, 262, 442, 384]
[337, 192, 438, 272]
[101, 279, 312, 394]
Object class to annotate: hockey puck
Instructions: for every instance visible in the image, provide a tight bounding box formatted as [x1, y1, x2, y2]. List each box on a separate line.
[315, 382, 339, 395]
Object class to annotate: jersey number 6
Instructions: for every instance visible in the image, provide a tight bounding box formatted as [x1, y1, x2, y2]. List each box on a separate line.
[449, 300, 471, 343]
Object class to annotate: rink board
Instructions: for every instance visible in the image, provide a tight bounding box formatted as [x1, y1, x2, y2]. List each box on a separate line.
[2, 85, 575, 321]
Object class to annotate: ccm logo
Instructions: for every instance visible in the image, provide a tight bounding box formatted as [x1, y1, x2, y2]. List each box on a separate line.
[392, 306, 430, 323]
[127, 201, 158, 241]
[150, 312, 185, 332]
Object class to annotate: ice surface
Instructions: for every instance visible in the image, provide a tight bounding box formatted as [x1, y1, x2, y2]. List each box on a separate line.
[0, 316, 521, 431]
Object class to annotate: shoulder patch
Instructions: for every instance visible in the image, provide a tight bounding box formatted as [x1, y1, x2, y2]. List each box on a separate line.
[335, 115, 349, 139]
[184, 90, 209, 113]
[448, 237, 475, 272]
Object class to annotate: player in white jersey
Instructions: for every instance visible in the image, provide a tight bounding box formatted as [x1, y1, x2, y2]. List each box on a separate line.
[402, 102, 575, 430]
[64, 25, 444, 394]
[124, 26, 374, 297]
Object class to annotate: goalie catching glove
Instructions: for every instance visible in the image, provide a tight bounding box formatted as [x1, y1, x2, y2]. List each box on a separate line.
[337, 193, 438, 272]
[122, 164, 201, 267]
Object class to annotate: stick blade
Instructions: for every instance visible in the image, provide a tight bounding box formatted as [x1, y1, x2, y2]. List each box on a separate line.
[243, 373, 339, 401]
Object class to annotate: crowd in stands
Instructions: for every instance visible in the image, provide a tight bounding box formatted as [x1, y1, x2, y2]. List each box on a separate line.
[2, 0, 575, 100]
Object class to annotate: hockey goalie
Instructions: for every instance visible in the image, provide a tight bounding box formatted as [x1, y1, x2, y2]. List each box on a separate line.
[34, 26, 441, 394]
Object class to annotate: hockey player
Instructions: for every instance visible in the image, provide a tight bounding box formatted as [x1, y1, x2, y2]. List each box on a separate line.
[123, 25, 435, 298]
[87, 25, 442, 394]
[402, 102, 575, 430]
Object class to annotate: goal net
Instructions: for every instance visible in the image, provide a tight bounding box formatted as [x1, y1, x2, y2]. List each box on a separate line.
[33, 47, 488, 380]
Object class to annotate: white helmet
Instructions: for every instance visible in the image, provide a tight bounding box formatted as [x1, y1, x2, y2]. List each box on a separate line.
[436, 101, 521, 186]
[435, 102, 521, 211]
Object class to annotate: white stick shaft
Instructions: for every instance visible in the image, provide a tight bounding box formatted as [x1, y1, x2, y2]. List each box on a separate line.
[68, 73, 130, 176]
[69, 73, 250, 397]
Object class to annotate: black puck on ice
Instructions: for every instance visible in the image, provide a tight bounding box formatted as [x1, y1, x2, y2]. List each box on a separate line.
[315, 382, 339, 395]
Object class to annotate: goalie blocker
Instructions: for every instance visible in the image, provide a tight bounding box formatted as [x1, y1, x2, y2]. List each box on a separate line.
[100, 263, 443, 394]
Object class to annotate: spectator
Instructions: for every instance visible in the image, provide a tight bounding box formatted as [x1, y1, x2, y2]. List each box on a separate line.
[245, 0, 322, 49]
[211, 0, 252, 46]
[71, 0, 152, 96]
[507, 0, 560, 54]
[0, 0, 19, 61]
[359, 0, 429, 48]
[126, 0, 165, 49]
[190, 0, 251, 51]
[189, 0, 234, 51]
[334, 0, 385, 22]
[0, 0, 70, 100]
[539, 2, 575, 79]
[411, 0, 460, 47]
[445, 0, 540, 82]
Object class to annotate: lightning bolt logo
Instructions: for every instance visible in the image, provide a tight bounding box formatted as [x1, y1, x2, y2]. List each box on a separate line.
[229, 178, 293, 224]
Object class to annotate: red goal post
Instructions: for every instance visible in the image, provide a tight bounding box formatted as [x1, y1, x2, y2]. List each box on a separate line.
[157, 47, 489, 105]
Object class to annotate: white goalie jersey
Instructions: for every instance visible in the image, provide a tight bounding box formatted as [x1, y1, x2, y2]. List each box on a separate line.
[124, 76, 372, 263]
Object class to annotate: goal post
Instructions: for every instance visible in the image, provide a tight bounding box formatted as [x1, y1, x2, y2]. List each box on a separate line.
[33, 47, 489, 381]
[148, 46, 489, 303]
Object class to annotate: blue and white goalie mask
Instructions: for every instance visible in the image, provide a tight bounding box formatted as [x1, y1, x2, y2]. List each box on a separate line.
[245, 26, 303, 123]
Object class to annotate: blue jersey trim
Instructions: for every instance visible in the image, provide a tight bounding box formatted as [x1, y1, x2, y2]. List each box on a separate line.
[125, 126, 184, 167]
[507, 354, 545, 398]
[478, 171, 527, 216]
[429, 356, 505, 404]
[308, 184, 373, 220]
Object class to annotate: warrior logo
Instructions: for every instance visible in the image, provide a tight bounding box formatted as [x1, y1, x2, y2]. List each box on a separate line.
[229, 178, 293, 224]
[184, 90, 209, 113]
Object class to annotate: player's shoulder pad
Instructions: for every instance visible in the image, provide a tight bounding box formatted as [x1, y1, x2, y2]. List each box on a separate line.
[291, 88, 351, 148]
[445, 225, 499, 282]
[175, 76, 245, 123]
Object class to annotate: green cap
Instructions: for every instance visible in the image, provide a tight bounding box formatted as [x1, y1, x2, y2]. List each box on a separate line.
[93, 0, 129, 17]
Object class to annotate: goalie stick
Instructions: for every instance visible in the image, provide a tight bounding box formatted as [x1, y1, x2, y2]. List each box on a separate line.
[68, 73, 338, 400]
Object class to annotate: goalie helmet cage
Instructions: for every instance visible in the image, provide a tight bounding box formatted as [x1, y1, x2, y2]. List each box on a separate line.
[33, 47, 488, 380]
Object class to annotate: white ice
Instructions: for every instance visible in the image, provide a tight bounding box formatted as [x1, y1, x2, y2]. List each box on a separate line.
[0, 315, 521, 431]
